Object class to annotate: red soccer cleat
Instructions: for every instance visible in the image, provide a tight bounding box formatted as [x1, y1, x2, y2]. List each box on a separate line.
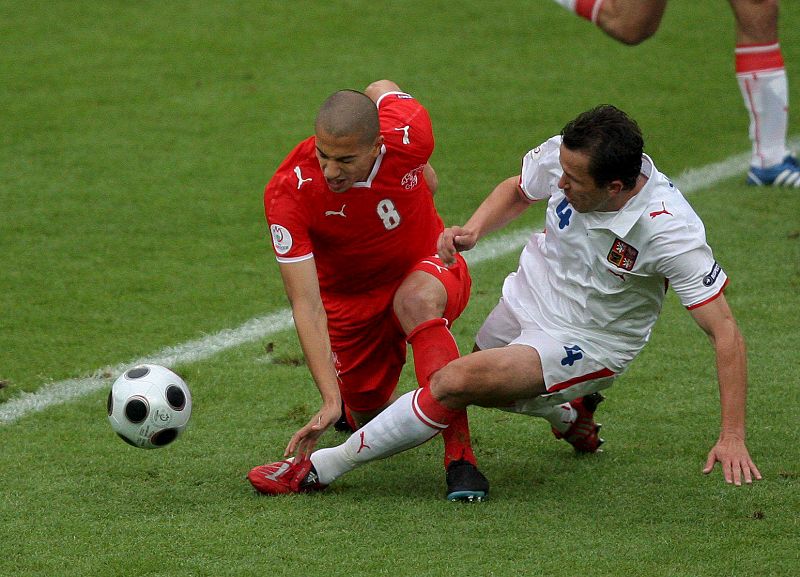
[247, 458, 327, 495]
[552, 393, 605, 453]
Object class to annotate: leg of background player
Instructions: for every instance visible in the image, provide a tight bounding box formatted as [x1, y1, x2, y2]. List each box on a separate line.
[730, 0, 796, 186]
[551, 0, 667, 45]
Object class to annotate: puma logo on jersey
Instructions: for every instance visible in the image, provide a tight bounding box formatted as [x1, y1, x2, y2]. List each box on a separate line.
[394, 125, 411, 144]
[294, 166, 313, 189]
[649, 201, 672, 219]
[324, 204, 347, 218]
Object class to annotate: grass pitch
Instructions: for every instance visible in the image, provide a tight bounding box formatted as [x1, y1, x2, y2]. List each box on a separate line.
[1, 1, 798, 576]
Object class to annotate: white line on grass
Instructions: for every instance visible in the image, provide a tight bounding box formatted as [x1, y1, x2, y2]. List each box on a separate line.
[0, 149, 759, 425]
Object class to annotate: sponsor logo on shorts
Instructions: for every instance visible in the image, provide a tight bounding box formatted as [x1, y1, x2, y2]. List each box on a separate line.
[703, 261, 722, 286]
[270, 224, 293, 255]
[607, 238, 639, 271]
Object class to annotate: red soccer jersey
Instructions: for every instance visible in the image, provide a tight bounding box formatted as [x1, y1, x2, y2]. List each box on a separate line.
[264, 92, 443, 295]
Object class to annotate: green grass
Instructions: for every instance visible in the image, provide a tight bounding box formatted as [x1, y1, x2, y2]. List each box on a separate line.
[2, 1, 799, 576]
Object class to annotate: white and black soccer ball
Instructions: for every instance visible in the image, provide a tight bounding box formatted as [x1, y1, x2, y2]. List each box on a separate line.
[107, 364, 192, 449]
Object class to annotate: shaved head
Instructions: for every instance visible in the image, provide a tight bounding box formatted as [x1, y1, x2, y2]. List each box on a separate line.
[315, 90, 380, 145]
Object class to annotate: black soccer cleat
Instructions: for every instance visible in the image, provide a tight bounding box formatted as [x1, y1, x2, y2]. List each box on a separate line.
[446, 459, 489, 502]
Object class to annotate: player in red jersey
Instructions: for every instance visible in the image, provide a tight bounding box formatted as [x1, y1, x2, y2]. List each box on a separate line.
[551, 0, 799, 187]
[254, 80, 488, 501]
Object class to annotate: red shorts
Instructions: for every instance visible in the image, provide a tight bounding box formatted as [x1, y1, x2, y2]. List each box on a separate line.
[323, 253, 471, 412]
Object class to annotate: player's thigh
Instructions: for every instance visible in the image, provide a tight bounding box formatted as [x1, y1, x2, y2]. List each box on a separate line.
[431, 344, 547, 409]
[393, 253, 471, 334]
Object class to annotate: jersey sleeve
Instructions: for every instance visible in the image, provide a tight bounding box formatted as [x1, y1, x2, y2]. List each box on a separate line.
[651, 220, 729, 309]
[264, 167, 314, 263]
[375, 91, 434, 165]
[519, 135, 563, 202]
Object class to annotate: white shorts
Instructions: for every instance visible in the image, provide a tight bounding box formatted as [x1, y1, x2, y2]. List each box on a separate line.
[476, 298, 616, 414]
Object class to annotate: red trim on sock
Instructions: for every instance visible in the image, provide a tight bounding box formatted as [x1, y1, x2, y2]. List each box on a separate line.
[413, 387, 460, 428]
[575, 0, 602, 21]
[736, 44, 784, 74]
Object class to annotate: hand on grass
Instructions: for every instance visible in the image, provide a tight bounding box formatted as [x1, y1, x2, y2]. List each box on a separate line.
[703, 434, 762, 486]
[284, 403, 341, 459]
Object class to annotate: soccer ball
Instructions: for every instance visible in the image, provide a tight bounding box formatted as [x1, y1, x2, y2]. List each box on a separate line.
[107, 364, 192, 449]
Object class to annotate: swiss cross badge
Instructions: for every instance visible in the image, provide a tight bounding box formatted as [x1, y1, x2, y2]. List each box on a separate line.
[607, 238, 639, 271]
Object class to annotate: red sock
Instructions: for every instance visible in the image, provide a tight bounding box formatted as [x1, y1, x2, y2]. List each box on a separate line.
[407, 318, 477, 467]
[575, 0, 603, 22]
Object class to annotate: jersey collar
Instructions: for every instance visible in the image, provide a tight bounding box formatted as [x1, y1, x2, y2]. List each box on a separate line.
[352, 145, 387, 189]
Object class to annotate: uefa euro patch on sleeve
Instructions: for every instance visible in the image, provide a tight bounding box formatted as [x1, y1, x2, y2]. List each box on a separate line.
[607, 238, 639, 271]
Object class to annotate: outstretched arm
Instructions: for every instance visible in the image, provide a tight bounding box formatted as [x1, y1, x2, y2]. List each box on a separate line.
[689, 293, 762, 485]
[438, 176, 531, 265]
[278, 258, 342, 457]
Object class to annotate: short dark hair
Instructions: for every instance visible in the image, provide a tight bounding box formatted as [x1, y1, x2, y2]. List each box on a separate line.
[561, 105, 644, 190]
[315, 89, 380, 145]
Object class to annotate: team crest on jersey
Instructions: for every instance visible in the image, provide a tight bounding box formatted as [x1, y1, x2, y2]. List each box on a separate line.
[607, 238, 639, 271]
[270, 224, 293, 255]
[401, 164, 425, 190]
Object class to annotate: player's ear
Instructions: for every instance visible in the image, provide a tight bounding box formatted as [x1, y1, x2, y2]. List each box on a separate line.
[607, 179, 625, 196]
[372, 134, 384, 154]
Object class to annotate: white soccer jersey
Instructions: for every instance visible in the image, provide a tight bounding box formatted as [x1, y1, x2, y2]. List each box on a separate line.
[503, 135, 728, 373]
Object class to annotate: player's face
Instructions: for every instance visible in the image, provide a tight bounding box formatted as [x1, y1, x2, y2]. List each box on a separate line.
[557, 145, 616, 213]
[315, 130, 383, 193]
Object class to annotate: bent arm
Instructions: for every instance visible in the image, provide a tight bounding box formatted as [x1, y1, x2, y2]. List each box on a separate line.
[364, 79, 403, 102]
[689, 293, 761, 484]
[365, 79, 438, 194]
[463, 175, 531, 238]
[438, 176, 531, 264]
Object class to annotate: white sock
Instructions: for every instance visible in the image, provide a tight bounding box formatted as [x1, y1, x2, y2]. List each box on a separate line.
[551, 0, 577, 10]
[736, 44, 790, 168]
[499, 400, 576, 433]
[310, 390, 442, 485]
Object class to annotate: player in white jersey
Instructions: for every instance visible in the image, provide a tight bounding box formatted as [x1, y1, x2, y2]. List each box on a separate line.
[551, 0, 799, 187]
[248, 106, 761, 498]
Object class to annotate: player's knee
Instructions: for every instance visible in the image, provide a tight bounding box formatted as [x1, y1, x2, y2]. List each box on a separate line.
[394, 283, 446, 328]
[612, 22, 659, 45]
[429, 363, 473, 409]
[602, 5, 663, 45]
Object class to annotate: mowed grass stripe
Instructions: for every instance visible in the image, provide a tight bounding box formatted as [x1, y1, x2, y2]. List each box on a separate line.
[0, 143, 783, 426]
